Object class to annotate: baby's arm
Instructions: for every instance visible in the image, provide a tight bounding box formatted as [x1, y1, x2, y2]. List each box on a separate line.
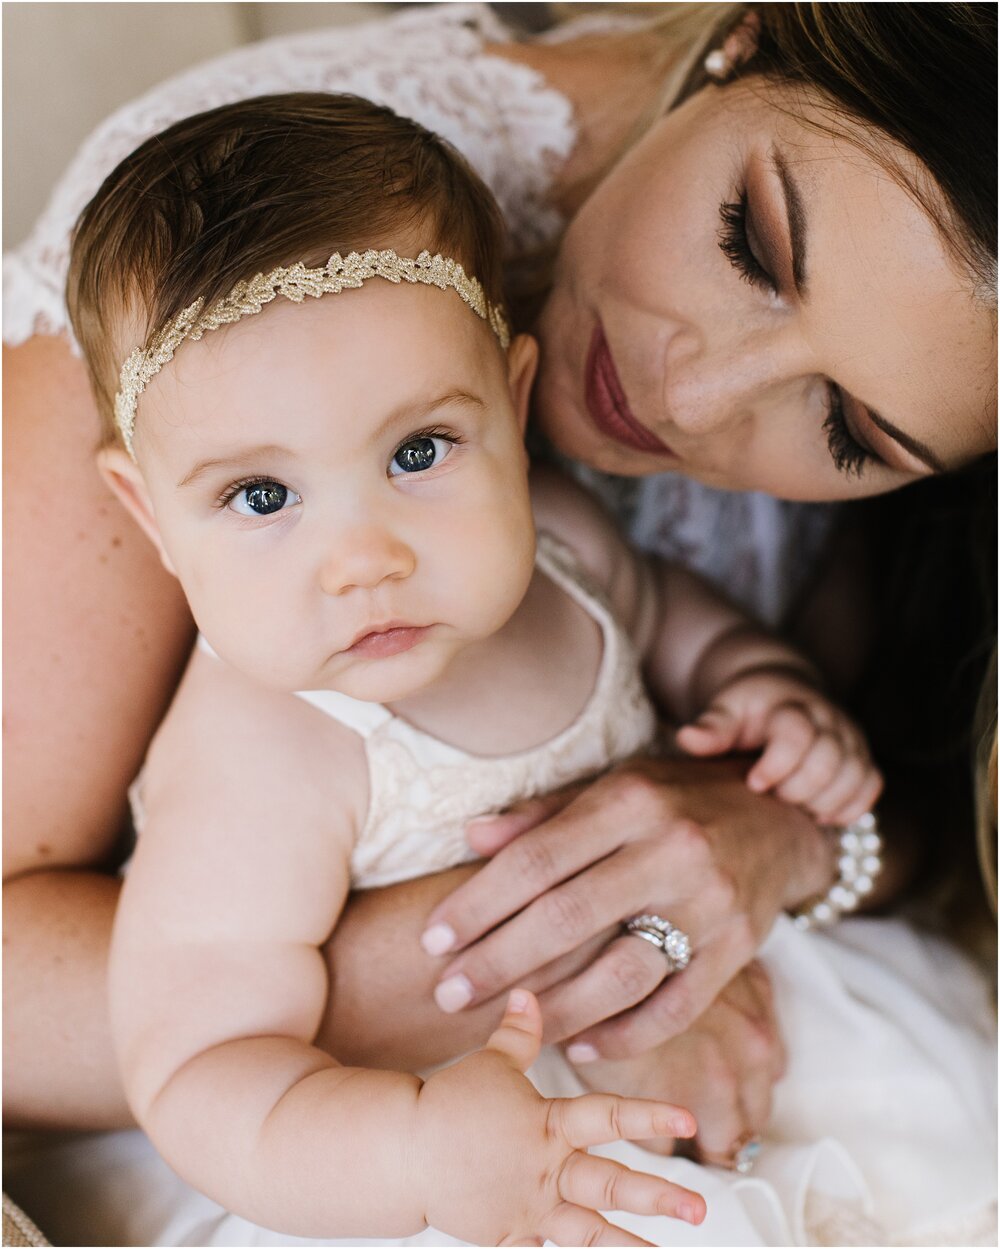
[530, 467, 881, 825]
[112, 648, 704, 1244]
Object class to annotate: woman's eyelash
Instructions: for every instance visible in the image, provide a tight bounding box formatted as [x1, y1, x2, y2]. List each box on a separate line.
[718, 192, 775, 292]
[720, 195, 881, 480]
[823, 386, 875, 477]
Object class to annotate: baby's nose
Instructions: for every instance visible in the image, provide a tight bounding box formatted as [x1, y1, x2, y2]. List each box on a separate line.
[318, 526, 416, 596]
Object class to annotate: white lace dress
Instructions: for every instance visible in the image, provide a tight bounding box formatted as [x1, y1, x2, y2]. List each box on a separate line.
[2, 6, 995, 1246]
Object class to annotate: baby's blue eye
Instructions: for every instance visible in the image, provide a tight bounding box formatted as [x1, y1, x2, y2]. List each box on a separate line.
[228, 480, 301, 516]
[389, 436, 453, 476]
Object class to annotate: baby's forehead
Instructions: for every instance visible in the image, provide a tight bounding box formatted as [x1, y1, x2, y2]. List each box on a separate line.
[136, 284, 511, 462]
[115, 246, 510, 459]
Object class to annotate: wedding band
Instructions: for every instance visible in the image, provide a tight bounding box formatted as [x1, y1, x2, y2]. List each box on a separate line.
[623, 914, 692, 972]
[731, 1135, 762, 1174]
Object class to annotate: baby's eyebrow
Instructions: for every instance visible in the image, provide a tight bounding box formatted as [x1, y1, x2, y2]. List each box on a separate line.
[369, 388, 488, 442]
[177, 444, 291, 489]
[176, 391, 488, 489]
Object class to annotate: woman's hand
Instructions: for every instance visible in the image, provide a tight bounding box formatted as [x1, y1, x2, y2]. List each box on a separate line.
[419, 754, 829, 1058]
[568, 963, 785, 1167]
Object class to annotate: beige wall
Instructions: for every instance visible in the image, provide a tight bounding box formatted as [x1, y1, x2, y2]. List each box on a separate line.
[2, 2, 400, 248]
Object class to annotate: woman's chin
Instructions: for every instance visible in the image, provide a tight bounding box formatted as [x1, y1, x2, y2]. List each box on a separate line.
[536, 401, 675, 479]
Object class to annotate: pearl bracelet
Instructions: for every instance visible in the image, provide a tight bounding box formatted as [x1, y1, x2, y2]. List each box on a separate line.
[791, 812, 883, 931]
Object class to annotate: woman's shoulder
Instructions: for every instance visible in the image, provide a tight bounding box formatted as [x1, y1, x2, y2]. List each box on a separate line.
[3, 3, 576, 347]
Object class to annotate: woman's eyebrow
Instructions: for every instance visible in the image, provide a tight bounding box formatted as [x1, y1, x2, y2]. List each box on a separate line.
[770, 145, 808, 297]
[770, 146, 948, 475]
[863, 404, 947, 473]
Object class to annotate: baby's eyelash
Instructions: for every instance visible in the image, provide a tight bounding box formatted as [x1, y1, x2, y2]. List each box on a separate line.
[718, 192, 774, 292]
[395, 424, 464, 450]
[214, 475, 280, 509]
[823, 387, 876, 478]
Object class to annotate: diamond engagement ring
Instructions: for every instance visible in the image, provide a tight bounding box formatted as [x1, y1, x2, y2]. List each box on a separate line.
[623, 914, 692, 972]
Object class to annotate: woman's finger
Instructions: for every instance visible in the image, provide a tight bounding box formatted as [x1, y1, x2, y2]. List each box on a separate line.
[420, 790, 631, 960]
[540, 932, 670, 1047]
[558, 1153, 706, 1223]
[431, 847, 656, 1013]
[579, 910, 759, 1058]
[571, 944, 734, 1058]
[465, 784, 586, 856]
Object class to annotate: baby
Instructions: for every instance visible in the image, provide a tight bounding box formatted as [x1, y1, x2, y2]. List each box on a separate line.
[67, 94, 881, 1246]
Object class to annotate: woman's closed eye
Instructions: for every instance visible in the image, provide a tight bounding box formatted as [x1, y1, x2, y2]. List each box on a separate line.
[823, 387, 879, 478]
[221, 478, 302, 516]
[720, 192, 884, 480]
[718, 191, 776, 294]
[388, 430, 460, 477]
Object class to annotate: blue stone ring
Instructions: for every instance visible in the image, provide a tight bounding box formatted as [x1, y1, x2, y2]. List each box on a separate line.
[732, 1135, 762, 1174]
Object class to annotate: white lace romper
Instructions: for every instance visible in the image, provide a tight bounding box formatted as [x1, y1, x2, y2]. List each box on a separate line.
[288, 532, 656, 891]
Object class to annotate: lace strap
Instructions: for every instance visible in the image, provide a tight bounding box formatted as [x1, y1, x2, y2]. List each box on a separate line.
[292, 687, 392, 738]
[194, 636, 390, 738]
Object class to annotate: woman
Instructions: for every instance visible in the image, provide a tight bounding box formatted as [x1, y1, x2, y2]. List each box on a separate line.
[3, 3, 996, 1242]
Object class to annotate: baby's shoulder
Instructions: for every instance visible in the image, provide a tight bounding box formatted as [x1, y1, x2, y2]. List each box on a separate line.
[140, 645, 368, 837]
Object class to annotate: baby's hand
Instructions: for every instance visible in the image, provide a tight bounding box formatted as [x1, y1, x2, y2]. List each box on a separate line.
[676, 671, 882, 825]
[418, 989, 705, 1246]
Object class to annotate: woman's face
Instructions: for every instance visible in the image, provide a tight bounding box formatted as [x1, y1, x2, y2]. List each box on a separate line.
[534, 79, 997, 501]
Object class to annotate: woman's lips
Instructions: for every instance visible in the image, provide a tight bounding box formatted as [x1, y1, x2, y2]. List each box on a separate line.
[585, 326, 676, 457]
[344, 625, 430, 659]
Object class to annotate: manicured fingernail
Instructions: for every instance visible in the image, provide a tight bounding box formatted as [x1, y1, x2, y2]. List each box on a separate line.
[566, 1042, 599, 1064]
[420, 923, 457, 956]
[466, 814, 498, 828]
[434, 974, 473, 1013]
[507, 989, 530, 1013]
[678, 1203, 700, 1225]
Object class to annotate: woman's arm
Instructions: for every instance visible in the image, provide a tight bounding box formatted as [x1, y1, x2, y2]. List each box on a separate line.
[2, 335, 194, 1128]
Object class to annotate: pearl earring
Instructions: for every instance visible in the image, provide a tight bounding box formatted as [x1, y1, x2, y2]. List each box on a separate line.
[703, 48, 732, 80]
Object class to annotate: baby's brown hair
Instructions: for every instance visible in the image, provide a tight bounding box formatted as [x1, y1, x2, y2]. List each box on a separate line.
[66, 92, 507, 444]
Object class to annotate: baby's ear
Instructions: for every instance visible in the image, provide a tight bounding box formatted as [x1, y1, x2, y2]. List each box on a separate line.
[96, 445, 177, 577]
[506, 333, 539, 436]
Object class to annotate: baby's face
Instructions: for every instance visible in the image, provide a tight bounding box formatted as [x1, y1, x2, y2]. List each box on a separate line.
[118, 282, 537, 702]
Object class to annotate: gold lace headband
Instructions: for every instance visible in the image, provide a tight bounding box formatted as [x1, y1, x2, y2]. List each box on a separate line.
[114, 248, 510, 457]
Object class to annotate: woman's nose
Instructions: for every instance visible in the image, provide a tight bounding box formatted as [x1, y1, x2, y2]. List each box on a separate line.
[661, 323, 799, 435]
[318, 525, 416, 596]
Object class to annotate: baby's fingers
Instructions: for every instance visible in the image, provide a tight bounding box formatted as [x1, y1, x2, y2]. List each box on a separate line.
[554, 1092, 695, 1149]
[543, 1203, 654, 1248]
[811, 757, 882, 824]
[775, 732, 845, 806]
[676, 706, 742, 757]
[560, 1153, 706, 1225]
[746, 705, 815, 792]
[483, 989, 542, 1073]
